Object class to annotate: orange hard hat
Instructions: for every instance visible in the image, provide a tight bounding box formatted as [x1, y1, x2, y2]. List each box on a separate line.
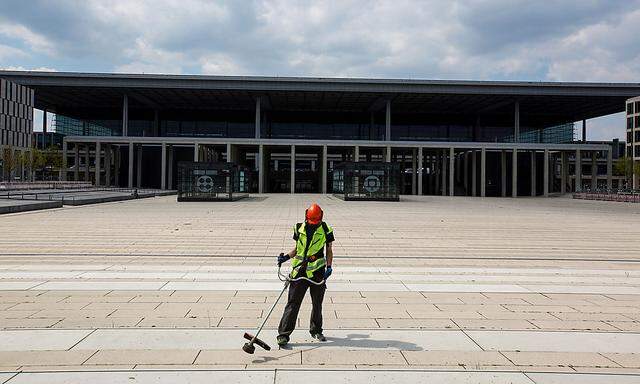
[305, 203, 323, 225]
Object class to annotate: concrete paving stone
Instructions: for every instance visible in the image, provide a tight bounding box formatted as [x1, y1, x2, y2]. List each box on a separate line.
[478, 311, 559, 320]
[7, 302, 89, 311]
[526, 372, 640, 383]
[137, 317, 221, 328]
[335, 310, 411, 319]
[408, 310, 484, 319]
[0, 318, 62, 329]
[330, 297, 398, 304]
[0, 350, 95, 366]
[0, 330, 91, 351]
[603, 354, 640, 368]
[531, 320, 618, 331]
[196, 349, 302, 365]
[133, 364, 248, 369]
[467, 330, 640, 353]
[217, 317, 282, 328]
[0, 311, 40, 319]
[622, 314, 640, 321]
[73, 328, 277, 350]
[571, 306, 640, 314]
[276, 370, 535, 384]
[301, 349, 406, 365]
[607, 322, 640, 332]
[0, 373, 16, 382]
[0, 282, 45, 290]
[551, 312, 632, 322]
[107, 291, 174, 298]
[406, 284, 530, 293]
[435, 304, 509, 312]
[34, 281, 167, 291]
[190, 309, 262, 318]
[108, 309, 190, 318]
[52, 317, 142, 328]
[320, 318, 380, 329]
[84, 349, 198, 365]
[162, 281, 284, 291]
[469, 365, 576, 373]
[375, 319, 456, 329]
[402, 350, 511, 367]
[29, 309, 115, 318]
[569, 367, 640, 374]
[525, 285, 640, 295]
[82, 302, 161, 310]
[503, 351, 619, 368]
[4, 371, 274, 384]
[504, 305, 578, 313]
[18, 365, 135, 371]
[454, 319, 538, 330]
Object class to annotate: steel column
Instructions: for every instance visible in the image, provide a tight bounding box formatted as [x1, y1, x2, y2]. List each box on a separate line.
[512, 148, 518, 197]
[418, 147, 423, 196]
[514, 101, 520, 142]
[74, 144, 79, 181]
[255, 97, 261, 139]
[501, 150, 507, 197]
[128, 143, 134, 188]
[290, 145, 295, 194]
[94, 141, 101, 186]
[543, 149, 549, 197]
[161, 143, 167, 190]
[531, 151, 536, 197]
[576, 149, 582, 192]
[449, 147, 454, 196]
[385, 100, 391, 141]
[122, 95, 129, 136]
[471, 150, 477, 197]
[136, 145, 142, 188]
[258, 144, 265, 194]
[561, 151, 567, 194]
[322, 145, 328, 194]
[607, 148, 613, 190]
[105, 144, 111, 187]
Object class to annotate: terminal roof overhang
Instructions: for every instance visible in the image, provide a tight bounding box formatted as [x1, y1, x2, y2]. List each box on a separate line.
[1, 71, 639, 126]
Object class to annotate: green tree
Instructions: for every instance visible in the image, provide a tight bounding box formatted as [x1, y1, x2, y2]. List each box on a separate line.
[1, 146, 19, 181]
[614, 157, 640, 187]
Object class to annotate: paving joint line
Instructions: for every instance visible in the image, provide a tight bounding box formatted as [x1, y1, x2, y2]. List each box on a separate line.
[67, 328, 97, 351]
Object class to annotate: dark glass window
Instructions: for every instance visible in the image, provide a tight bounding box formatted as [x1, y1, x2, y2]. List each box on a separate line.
[629, 131, 634, 143]
[636, 131, 640, 142]
[636, 115, 640, 129]
[636, 101, 640, 114]
[636, 145, 640, 157]
[629, 103, 635, 115]
[628, 117, 634, 130]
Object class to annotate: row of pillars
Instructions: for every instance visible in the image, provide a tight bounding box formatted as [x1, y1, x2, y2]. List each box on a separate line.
[62, 141, 613, 195]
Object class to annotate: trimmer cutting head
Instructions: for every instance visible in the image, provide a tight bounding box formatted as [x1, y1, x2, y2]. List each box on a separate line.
[242, 332, 271, 354]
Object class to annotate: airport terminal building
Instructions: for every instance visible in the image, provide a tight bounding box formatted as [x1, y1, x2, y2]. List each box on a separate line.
[1, 71, 638, 196]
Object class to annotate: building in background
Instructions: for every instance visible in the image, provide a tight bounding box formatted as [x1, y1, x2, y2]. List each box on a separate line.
[627, 97, 640, 188]
[0, 78, 34, 181]
[1, 71, 638, 196]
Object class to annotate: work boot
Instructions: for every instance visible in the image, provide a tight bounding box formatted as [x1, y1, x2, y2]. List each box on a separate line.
[311, 333, 326, 342]
[276, 335, 289, 346]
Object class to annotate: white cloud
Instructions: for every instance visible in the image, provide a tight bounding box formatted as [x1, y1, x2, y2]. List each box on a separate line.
[0, 22, 54, 55]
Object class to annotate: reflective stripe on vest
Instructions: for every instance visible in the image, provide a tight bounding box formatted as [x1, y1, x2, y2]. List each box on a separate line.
[291, 222, 331, 278]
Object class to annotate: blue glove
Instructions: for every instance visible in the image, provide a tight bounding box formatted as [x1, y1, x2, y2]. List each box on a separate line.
[323, 266, 333, 280]
[277, 253, 290, 266]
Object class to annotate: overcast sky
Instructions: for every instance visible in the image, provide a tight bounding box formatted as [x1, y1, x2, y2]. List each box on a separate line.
[1, 0, 639, 140]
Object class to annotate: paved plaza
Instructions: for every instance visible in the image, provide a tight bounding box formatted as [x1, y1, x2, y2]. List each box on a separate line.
[0, 195, 639, 383]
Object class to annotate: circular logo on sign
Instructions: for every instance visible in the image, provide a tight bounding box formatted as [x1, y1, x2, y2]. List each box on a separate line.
[196, 175, 214, 192]
[363, 175, 381, 193]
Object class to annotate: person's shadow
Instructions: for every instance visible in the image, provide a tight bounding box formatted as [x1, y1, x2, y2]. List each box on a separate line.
[281, 333, 423, 351]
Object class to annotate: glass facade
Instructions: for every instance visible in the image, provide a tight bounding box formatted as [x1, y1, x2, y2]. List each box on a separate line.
[54, 115, 121, 136]
[177, 161, 250, 201]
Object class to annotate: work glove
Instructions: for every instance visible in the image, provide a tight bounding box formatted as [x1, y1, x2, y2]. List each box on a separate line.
[277, 253, 290, 266]
[323, 266, 333, 280]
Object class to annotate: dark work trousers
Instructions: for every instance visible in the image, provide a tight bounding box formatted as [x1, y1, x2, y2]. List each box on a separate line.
[278, 271, 326, 338]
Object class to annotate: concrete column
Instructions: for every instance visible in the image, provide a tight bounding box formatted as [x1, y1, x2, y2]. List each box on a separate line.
[449, 147, 454, 196]
[442, 149, 448, 196]
[607, 148, 613, 190]
[512, 149, 518, 197]
[435, 153, 441, 195]
[412, 148, 417, 195]
[385, 100, 391, 141]
[258, 145, 265, 194]
[94, 141, 101, 186]
[62, 140, 68, 181]
[561, 151, 567, 194]
[385, 146, 391, 162]
[114, 147, 120, 187]
[161, 143, 167, 190]
[128, 143, 134, 188]
[194, 143, 199, 162]
[501, 150, 507, 197]
[591, 152, 598, 191]
[105, 145, 111, 187]
[322, 145, 328, 194]
[575, 149, 582, 192]
[471, 150, 477, 197]
[480, 147, 486, 197]
[530, 151, 536, 197]
[167, 146, 173, 190]
[255, 97, 261, 139]
[463, 152, 469, 192]
[354, 146, 359, 162]
[85, 144, 90, 182]
[122, 95, 129, 136]
[136, 145, 142, 188]
[418, 147, 423, 196]
[543, 149, 549, 197]
[74, 145, 79, 181]
[290, 145, 295, 194]
[514, 101, 520, 142]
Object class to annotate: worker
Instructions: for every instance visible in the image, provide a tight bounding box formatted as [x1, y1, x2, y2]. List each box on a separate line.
[276, 203, 334, 346]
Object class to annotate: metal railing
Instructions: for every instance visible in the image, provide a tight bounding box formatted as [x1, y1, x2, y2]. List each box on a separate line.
[0, 187, 169, 203]
[573, 188, 640, 203]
